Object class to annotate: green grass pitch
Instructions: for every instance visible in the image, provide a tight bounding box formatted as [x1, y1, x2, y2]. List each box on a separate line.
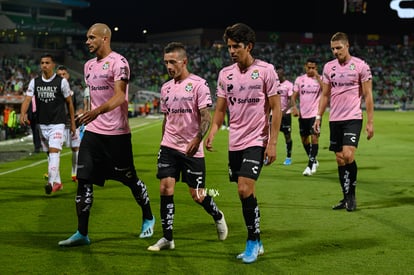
[0, 111, 413, 274]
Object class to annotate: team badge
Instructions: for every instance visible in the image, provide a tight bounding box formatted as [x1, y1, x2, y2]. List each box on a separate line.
[251, 70, 259, 80]
[185, 83, 193, 92]
[102, 62, 110, 70]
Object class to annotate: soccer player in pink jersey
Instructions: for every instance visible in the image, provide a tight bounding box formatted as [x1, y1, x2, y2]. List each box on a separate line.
[148, 42, 228, 252]
[292, 57, 322, 176]
[313, 32, 374, 212]
[205, 23, 282, 264]
[275, 66, 294, 165]
[59, 23, 155, 247]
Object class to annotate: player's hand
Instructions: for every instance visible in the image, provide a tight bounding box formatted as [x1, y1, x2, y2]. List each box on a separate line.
[291, 107, 299, 117]
[204, 136, 214, 152]
[75, 109, 99, 126]
[186, 138, 201, 157]
[20, 114, 29, 126]
[312, 120, 321, 135]
[366, 123, 374, 140]
[75, 113, 84, 128]
[263, 144, 276, 166]
[70, 123, 76, 137]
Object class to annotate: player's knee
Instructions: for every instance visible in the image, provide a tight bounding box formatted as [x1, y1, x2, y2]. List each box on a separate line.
[190, 188, 205, 203]
[342, 149, 355, 164]
[192, 193, 204, 204]
[335, 154, 346, 165]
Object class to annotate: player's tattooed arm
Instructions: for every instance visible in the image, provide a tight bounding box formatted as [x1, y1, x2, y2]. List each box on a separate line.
[198, 107, 211, 140]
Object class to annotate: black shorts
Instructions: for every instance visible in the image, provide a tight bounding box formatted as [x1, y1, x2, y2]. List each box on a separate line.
[329, 119, 362, 152]
[228, 146, 265, 183]
[77, 131, 137, 186]
[157, 146, 206, 189]
[280, 113, 292, 135]
[298, 117, 318, 137]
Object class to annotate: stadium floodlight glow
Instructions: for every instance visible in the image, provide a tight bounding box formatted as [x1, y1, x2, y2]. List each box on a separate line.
[390, 0, 414, 18]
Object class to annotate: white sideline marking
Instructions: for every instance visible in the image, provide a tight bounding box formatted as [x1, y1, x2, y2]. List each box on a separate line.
[0, 152, 70, 176]
[0, 119, 161, 176]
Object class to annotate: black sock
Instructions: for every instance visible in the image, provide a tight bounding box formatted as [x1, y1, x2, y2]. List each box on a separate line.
[347, 161, 357, 195]
[198, 195, 221, 220]
[286, 140, 292, 158]
[129, 179, 153, 220]
[308, 144, 319, 167]
[76, 181, 93, 236]
[303, 143, 310, 156]
[312, 143, 319, 162]
[338, 166, 346, 200]
[160, 195, 174, 241]
[241, 194, 260, 241]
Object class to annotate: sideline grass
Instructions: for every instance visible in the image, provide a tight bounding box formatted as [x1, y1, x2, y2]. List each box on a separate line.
[0, 111, 413, 274]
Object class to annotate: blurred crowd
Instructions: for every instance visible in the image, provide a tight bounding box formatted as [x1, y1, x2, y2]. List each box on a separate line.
[0, 54, 85, 140]
[1, 42, 413, 107]
[95, 42, 414, 107]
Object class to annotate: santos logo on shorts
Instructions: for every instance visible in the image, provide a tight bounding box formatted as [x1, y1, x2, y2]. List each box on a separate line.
[390, 0, 414, 18]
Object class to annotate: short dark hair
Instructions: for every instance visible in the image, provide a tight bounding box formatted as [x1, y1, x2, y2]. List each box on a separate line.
[223, 23, 256, 49]
[57, 65, 67, 71]
[306, 57, 318, 64]
[164, 42, 186, 55]
[40, 53, 55, 62]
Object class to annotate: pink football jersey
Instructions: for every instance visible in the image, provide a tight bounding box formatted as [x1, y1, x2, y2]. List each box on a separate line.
[216, 59, 280, 151]
[279, 79, 294, 113]
[322, 56, 372, 121]
[293, 74, 321, 118]
[84, 52, 130, 135]
[160, 74, 212, 157]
